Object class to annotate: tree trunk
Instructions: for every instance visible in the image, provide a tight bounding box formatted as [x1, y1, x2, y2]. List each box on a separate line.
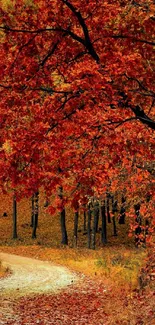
[59, 187, 68, 245]
[12, 194, 18, 239]
[112, 196, 117, 236]
[92, 205, 98, 250]
[95, 204, 99, 233]
[144, 195, 151, 239]
[107, 194, 111, 223]
[83, 210, 87, 232]
[119, 196, 126, 224]
[73, 211, 79, 247]
[112, 215, 117, 236]
[134, 203, 142, 246]
[87, 207, 91, 249]
[101, 200, 107, 244]
[60, 208, 68, 245]
[32, 191, 39, 239]
[145, 219, 149, 236]
[30, 194, 34, 227]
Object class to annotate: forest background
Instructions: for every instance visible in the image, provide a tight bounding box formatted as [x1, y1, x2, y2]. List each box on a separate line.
[0, 0, 155, 324]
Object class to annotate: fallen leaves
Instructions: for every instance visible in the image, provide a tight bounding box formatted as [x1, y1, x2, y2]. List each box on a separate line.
[0, 248, 154, 324]
[1, 276, 154, 325]
[1, 279, 109, 325]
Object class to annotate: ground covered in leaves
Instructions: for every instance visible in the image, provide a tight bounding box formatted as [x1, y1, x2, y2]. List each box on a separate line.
[0, 248, 154, 325]
[1, 276, 154, 325]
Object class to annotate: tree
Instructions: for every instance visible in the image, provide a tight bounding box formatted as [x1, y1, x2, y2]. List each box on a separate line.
[87, 204, 92, 249]
[0, 0, 154, 234]
[73, 210, 79, 247]
[30, 194, 35, 227]
[59, 187, 68, 245]
[119, 196, 126, 224]
[32, 191, 39, 239]
[92, 200, 99, 249]
[100, 199, 107, 245]
[12, 192, 18, 239]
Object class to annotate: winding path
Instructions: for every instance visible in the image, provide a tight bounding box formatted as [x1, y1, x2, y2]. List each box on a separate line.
[0, 252, 80, 297]
[0, 252, 81, 324]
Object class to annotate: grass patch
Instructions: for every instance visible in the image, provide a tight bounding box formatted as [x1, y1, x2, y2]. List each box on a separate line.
[0, 245, 146, 291]
[94, 248, 145, 289]
[0, 260, 10, 278]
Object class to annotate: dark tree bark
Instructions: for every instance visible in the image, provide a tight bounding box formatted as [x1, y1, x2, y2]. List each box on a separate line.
[144, 194, 151, 239]
[112, 196, 118, 236]
[73, 211, 79, 247]
[112, 216, 117, 236]
[134, 203, 142, 246]
[145, 219, 149, 237]
[92, 203, 99, 250]
[59, 187, 68, 245]
[83, 210, 87, 232]
[119, 196, 126, 224]
[95, 203, 99, 233]
[30, 194, 34, 227]
[32, 191, 39, 239]
[87, 206, 91, 249]
[12, 194, 18, 239]
[119, 92, 155, 130]
[106, 193, 111, 223]
[60, 208, 68, 245]
[101, 200, 107, 244]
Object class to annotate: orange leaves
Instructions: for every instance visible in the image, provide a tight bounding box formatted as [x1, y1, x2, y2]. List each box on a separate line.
[3, 278, 109, 325]
[2, 266, 154, 325]
[0, 0, 154, 219]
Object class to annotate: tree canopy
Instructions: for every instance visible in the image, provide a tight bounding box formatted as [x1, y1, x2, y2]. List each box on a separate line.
[0, 0, 154, 219]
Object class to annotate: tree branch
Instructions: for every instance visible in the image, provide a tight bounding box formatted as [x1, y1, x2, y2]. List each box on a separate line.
[62, 0, 100, 62]
[130, 105, 155, 130]
[136, 164, 155, 176]
[0, 25, 85, 45]
[102, 34, 155, 46]
[118, 92, 155, 130]
[40, 39, 61, 67]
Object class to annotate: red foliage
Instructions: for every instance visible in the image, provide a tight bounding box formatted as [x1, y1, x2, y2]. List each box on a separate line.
[2, 277, 154, 325]
[0, 1, 154, 223]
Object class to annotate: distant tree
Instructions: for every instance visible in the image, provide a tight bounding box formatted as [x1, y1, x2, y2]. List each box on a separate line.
[119, 196, 126, 224]
[59, 187, 68, 245]
[32, 191, 39, 239]
[12, 193, 17, 239]
[101, 199, 107, 244]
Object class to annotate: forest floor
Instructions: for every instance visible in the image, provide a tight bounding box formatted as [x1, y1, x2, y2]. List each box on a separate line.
[0, 193, 154, 324]
[0, 247, 154, 325]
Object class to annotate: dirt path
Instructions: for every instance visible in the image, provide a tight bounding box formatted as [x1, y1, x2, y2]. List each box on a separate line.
[0, 252, 81, 324]
[0, 252, 80, 297]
